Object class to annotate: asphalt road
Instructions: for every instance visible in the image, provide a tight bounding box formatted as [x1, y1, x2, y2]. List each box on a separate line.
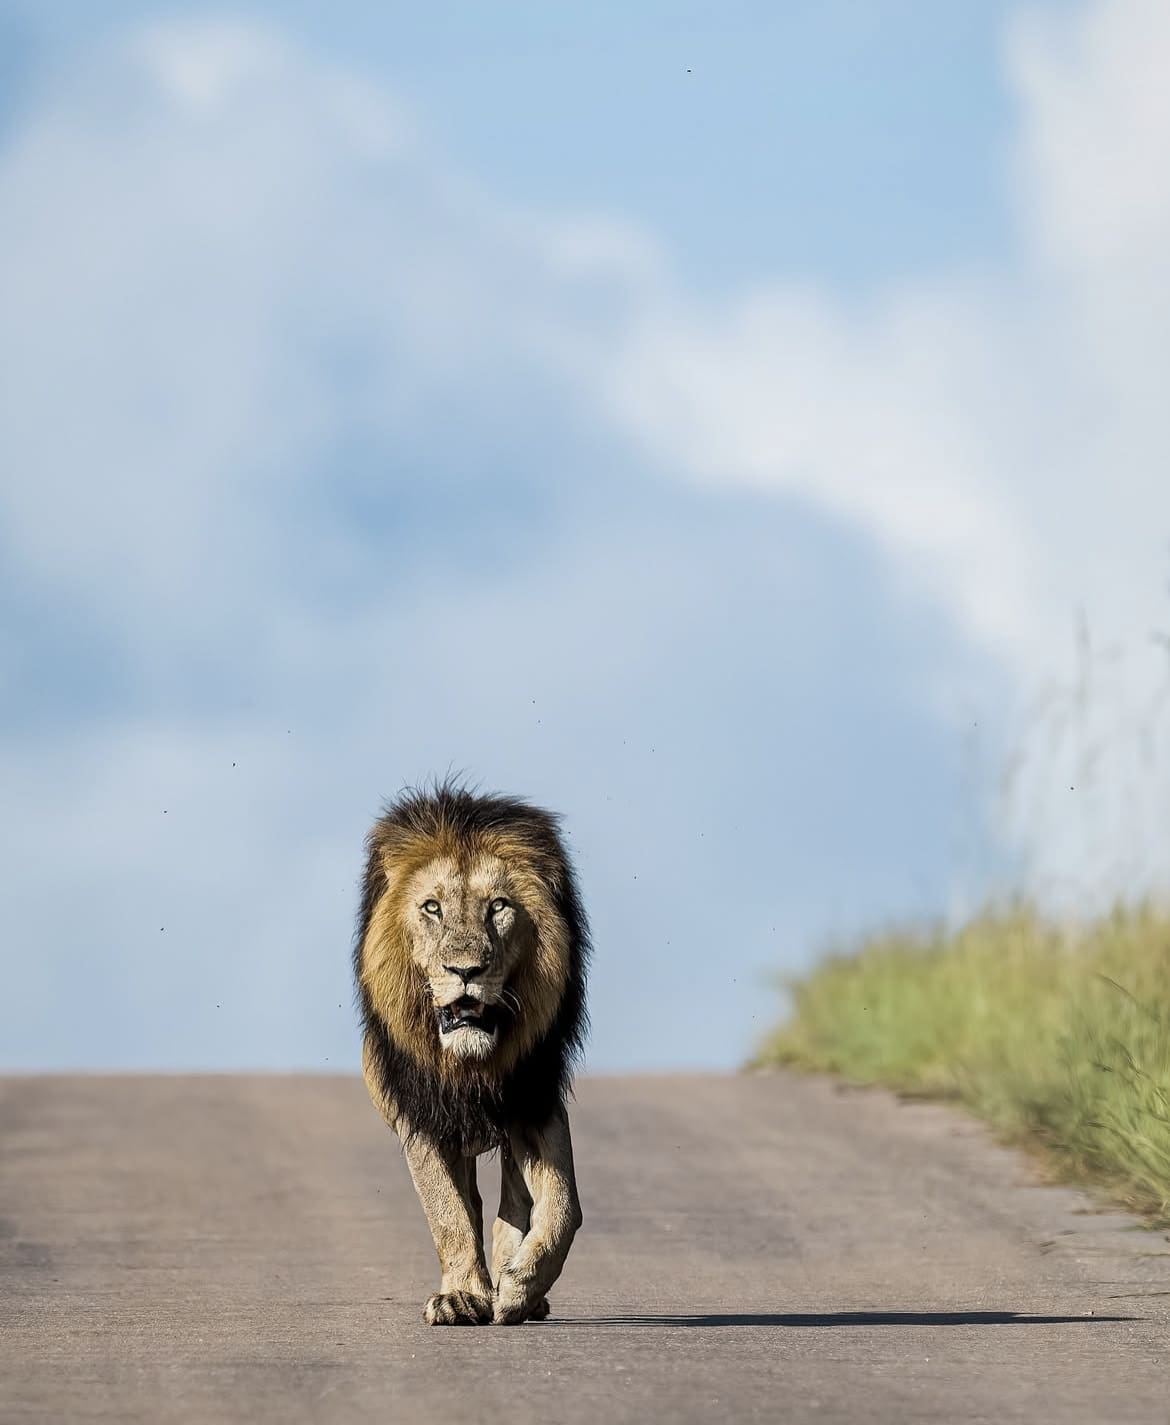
[2, 1073, 1168, 1424]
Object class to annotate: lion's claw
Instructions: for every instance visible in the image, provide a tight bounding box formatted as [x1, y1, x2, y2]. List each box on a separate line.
[424, 1291, 493, 1326]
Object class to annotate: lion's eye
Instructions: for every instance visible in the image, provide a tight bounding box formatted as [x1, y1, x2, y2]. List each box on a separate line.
[421, 899, 441, 917]
[489, 897, 509, 915]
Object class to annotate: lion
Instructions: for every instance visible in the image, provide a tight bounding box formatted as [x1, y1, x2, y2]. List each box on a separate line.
[354, 782, 589, 1325]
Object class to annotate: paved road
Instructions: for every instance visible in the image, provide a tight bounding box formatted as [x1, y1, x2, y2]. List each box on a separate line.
[2, 1074, 1168, 1423]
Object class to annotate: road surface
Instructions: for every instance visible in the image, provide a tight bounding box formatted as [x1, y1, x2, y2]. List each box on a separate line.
[2, 1073, 1167, 1423]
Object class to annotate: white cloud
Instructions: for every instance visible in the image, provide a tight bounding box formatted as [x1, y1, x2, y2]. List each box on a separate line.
[585, 0, 1170, 902]
[2, 1, 1169, 1067]
[1011, 0, 1170, 279]
[595, 281, 1042, 664]
[1, 507, 968, 1068]
[595, 0, 1170, 687]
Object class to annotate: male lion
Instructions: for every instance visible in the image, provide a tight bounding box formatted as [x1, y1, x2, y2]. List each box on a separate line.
[354, 783, 589, 1325]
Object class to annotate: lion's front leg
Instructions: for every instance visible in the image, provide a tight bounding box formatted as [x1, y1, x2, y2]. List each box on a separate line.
[400, 1132, 494, 1325]
[493, 1108, 582, 1325]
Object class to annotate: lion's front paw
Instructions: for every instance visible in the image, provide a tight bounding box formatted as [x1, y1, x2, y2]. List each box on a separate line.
[424, 1291, 493, 1326]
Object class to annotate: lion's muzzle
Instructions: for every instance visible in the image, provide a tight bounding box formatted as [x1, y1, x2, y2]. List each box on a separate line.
[436, 997, 499, 1035]
[435, 996, 502, 1058]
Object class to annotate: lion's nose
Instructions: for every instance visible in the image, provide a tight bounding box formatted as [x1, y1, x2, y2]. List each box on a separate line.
[444, 963, 486, 985]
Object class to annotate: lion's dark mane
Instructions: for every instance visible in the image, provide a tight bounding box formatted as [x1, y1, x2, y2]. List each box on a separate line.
[354, 782, 590, 1156]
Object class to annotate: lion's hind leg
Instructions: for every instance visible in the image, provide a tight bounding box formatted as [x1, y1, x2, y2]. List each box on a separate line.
[492, 1146, 550, 1322]
[491, 1145, 529, 1282]
[494, 1111, 581, 1325]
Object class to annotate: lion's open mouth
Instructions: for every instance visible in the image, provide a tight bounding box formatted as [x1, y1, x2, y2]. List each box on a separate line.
[436, 997, 500, 1036]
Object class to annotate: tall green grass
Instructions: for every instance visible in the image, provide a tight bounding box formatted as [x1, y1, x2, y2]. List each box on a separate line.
[757, 905, 1170, 1222]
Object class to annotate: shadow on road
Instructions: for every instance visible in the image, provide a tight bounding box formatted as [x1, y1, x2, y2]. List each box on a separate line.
[559, 1310, 1139, 1328]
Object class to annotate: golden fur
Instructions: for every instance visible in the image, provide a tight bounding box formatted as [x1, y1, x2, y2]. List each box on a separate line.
[354, 784, 588, 1324]
[359, 835, 574, 1082]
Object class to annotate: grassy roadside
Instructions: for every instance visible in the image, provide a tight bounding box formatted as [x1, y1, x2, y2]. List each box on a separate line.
[755, 905, 1170, 1223]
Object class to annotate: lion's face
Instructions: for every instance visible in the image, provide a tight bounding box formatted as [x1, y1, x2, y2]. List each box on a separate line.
[401, 852, 532, 1061]
[357, 788, 586, 1091]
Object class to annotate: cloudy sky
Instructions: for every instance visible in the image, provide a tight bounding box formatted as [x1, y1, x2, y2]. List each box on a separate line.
[3, 0, 1169, 1071]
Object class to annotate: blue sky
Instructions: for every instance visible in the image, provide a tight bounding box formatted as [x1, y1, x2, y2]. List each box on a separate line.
[10, 1, 1023, 287]
[3, 0, 1170, 1071]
